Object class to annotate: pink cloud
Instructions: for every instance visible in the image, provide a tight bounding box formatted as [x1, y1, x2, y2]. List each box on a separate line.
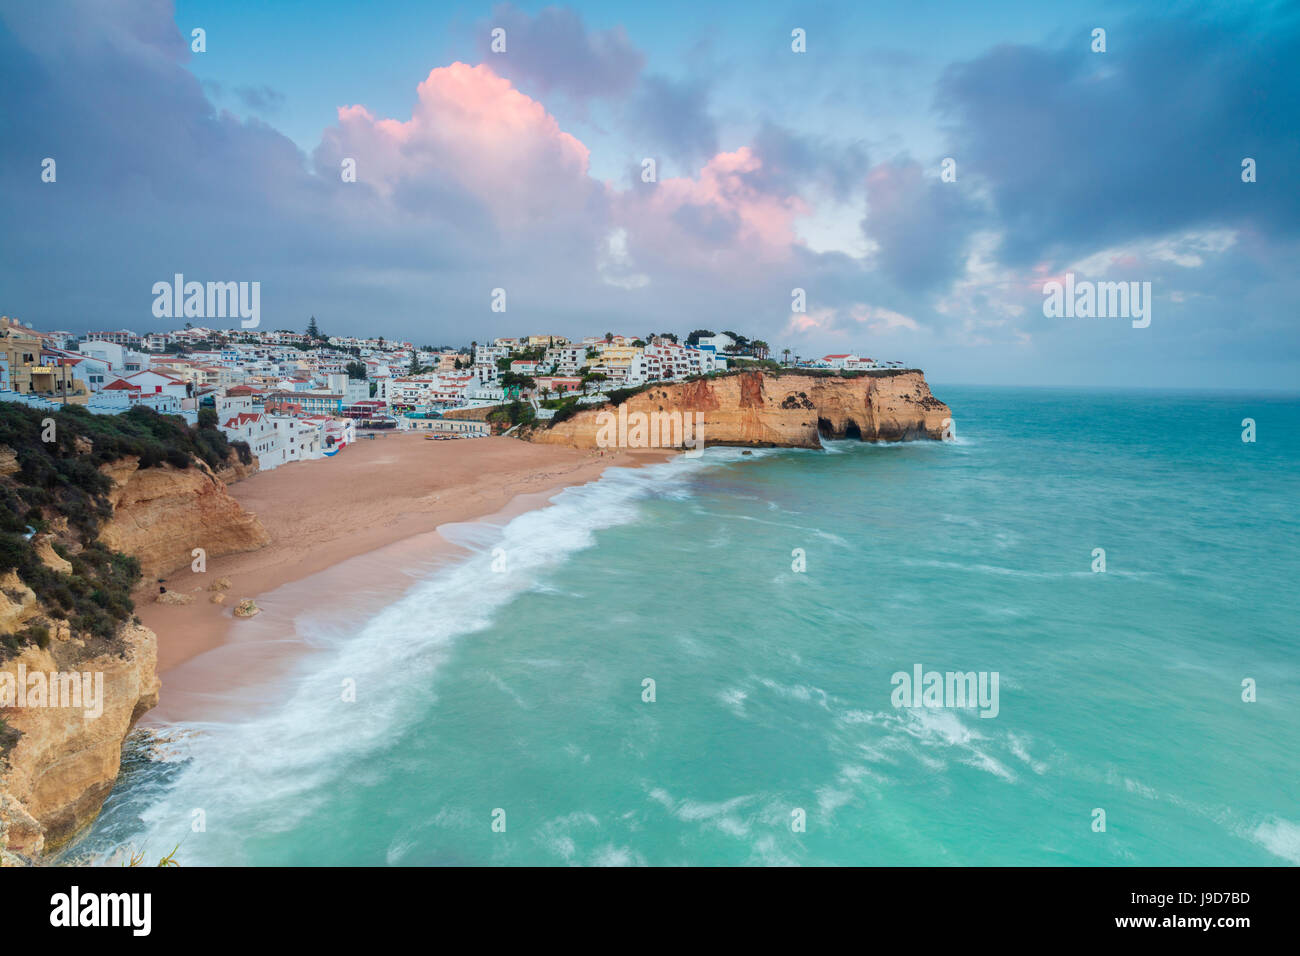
[666, 147, 808, 247]
[623, 147, 811, 268]
[314, 62, 819, 294]
[317, 63, 596, 228]
[786, 308, 841, 335]
[784, 304, 919, 338]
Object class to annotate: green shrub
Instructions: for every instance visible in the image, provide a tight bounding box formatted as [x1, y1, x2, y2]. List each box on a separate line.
[0, 403, 177, 643]
[487, 401, 536, 426]
[603, 384, 655, 407]
[548, 401, 582, 426]
[21, 623, 50, 650]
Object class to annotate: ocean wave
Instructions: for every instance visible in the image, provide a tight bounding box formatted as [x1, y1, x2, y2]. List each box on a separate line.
[647, 787, 757, 840]
[900, 558, 1154, 580]
[688, 509, 849, 545]
[81, 453, 710, 864]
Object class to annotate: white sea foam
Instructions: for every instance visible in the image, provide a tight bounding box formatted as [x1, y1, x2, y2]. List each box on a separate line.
[757, 677, 832, 709]
[535, 811, 601, 863]
[1251, 817, 1300, 864]
[86, 454, 711, 864]
[718, 687, 748, 717]
[902, 557, 1154, 580]
[590, 844, 644, 866]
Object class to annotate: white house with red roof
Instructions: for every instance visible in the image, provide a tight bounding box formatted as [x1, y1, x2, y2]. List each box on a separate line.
[818, 354, 889, 370]
[216, 391, 287, 469]
[115, 369, 190, 400]
[821, 353, 856, 369]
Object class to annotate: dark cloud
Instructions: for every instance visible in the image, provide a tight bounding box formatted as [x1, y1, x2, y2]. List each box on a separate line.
[938, 14, 1300, 266]
[475, 3, 644, 101]
[748, 121, 868, 202]
[235, 84, 286, 114]
[1, 2, 1296, 388]
[0, 6, 603, 339]
[625, 74, 717, 169]
[861, 159, 984, 293]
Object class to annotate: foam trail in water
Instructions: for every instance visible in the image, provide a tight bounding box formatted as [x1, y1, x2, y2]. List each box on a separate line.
[85, 454, 734, 863]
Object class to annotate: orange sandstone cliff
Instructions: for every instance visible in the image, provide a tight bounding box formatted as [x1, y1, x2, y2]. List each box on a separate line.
[99, 456, 270, 582]
[0, 612, 159, 860]
[524, 370, 951, 449]
[1, 453, 269, 862]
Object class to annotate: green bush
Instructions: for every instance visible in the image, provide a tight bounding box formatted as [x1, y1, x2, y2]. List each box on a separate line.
[0, 531, 139, 646]
[603, 384, 655, 407]
[0, 403, 200, 646]
[0, 401, 253, 532]
[488, 401, 535, 426]
[20, 623, 50, 650]
[728, 358, 783, 372]
[546, 400, 584, 426]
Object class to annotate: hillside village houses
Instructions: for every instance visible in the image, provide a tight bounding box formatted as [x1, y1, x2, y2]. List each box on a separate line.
[812, 354, 905, 370]
[0, 317, 92, 404]
[215, 390, 352, 468]
[1, 315, 909, 465]
[470, 334, 727, 389]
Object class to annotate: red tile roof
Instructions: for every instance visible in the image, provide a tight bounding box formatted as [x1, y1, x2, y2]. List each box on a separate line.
[125, 369, 185, 384]
[222, 412, 262, 427]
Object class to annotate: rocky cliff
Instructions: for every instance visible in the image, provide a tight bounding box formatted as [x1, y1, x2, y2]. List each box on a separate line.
[2, 445, 268, 863]
[0, 610, 159, 860]
[99, 456, 270, 582]
[525, 370, 951, 449]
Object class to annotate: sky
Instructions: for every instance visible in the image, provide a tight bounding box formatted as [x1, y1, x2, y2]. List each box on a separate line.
[1, 0, 1297, 388]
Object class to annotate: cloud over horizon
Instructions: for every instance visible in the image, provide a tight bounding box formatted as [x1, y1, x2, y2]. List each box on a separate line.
[0, 0, 1296, 388]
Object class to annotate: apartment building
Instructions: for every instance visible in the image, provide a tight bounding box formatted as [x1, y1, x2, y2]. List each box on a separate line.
[263, 391, 343, 416]
[474, 344, 511, 367]
[85, 329, 141, 346]
[543, 346, 586, 374]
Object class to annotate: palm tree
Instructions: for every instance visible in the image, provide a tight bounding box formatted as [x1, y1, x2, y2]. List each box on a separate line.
[782, 348, 791, 366]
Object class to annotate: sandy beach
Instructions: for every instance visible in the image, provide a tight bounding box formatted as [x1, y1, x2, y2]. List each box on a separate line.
[136, 433, 672, 677]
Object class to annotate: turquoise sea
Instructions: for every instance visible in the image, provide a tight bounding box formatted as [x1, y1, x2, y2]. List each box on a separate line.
[78, 387, 1300, 866]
